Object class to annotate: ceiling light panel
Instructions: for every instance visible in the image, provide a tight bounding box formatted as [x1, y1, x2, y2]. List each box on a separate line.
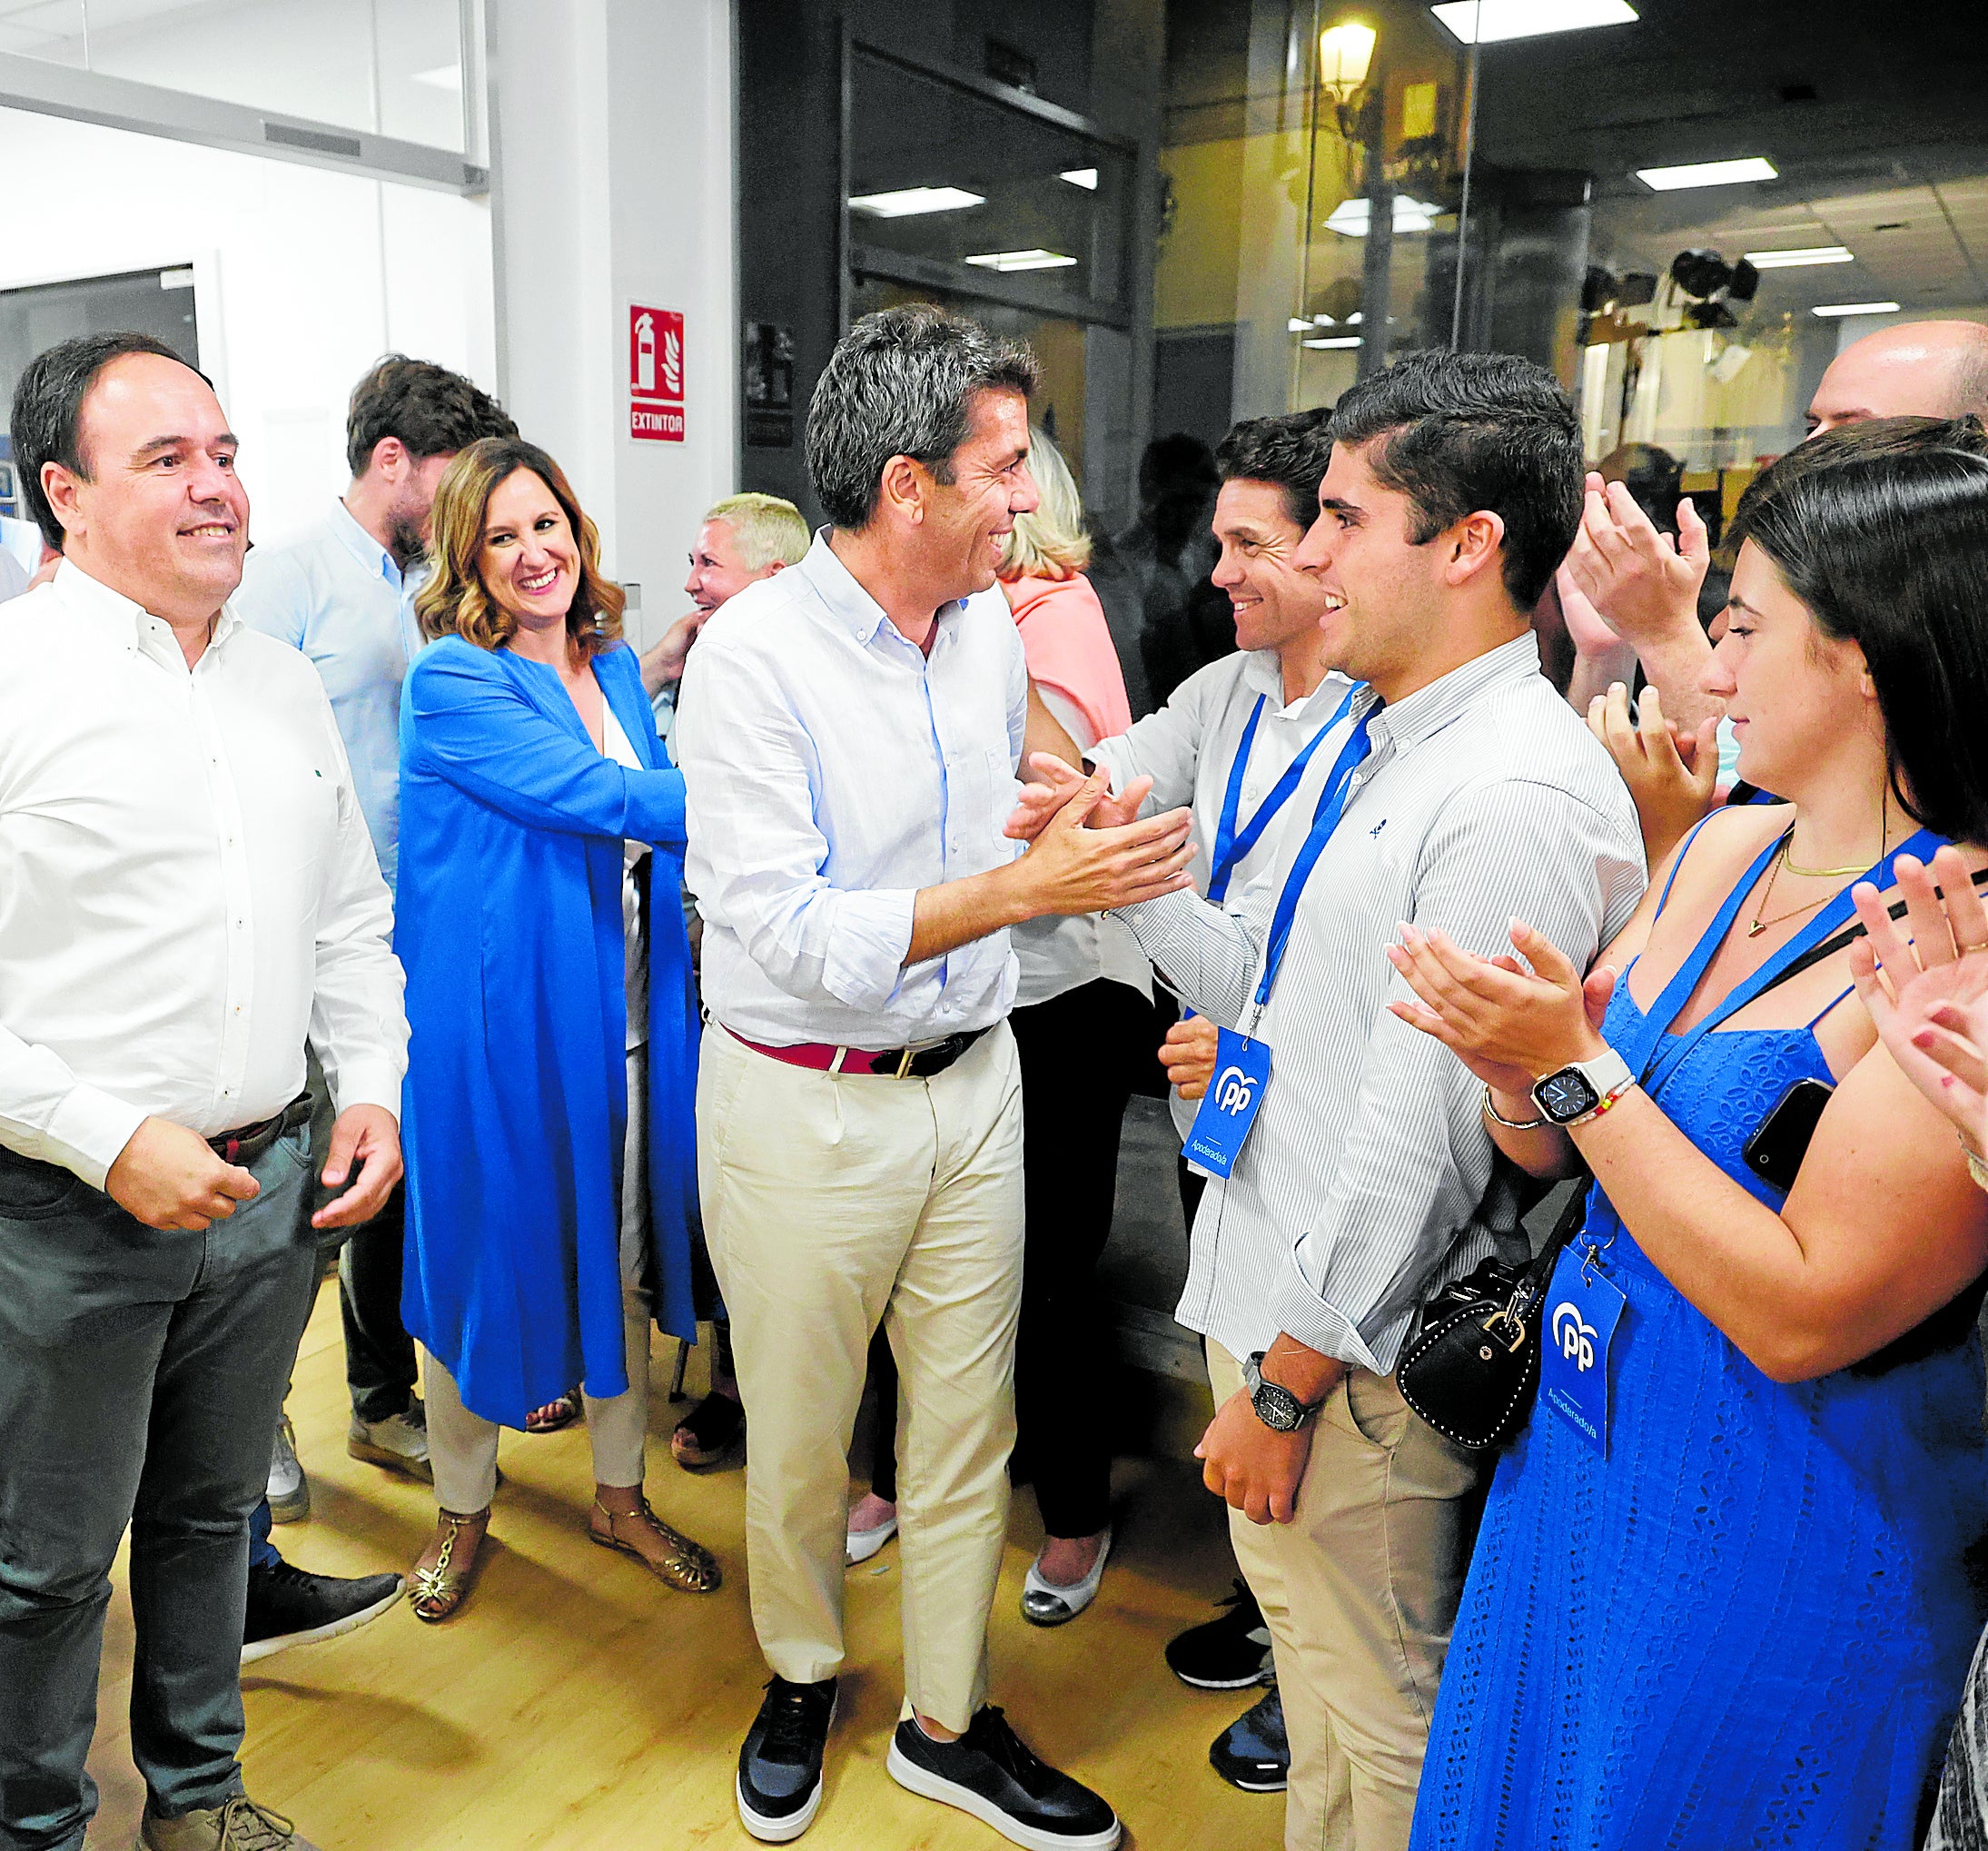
[849, 186, 985, 218]
[964, 249, 1078, 272]
[1812, 302, 1901, 317]
[1430, 1, 1637, 44]
[1303, 336, 1364, 349]
[1742, 245, 1853, 268]
[1326, 196, 1441, 237]
[1636, 157, 1778, 192]
[1059, 168, 1099, 190]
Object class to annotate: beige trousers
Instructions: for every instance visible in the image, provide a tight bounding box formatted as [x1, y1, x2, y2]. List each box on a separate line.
[698, 1021, 1024, 1732]
[1207, 1341, 1480, 1851]
[425, 1046, 654, 1514]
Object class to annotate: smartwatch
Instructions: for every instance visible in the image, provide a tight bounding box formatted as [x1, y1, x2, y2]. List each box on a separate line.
[1243, 1351, 1320, 1433]
[1530, 1047, 1635, 1127]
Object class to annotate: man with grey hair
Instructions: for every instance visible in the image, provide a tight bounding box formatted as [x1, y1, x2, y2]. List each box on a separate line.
[677, 304, 1192, 1847]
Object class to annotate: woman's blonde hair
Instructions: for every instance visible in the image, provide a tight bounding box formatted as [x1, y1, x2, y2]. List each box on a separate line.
[1001, 425, 1092, 581]
[414, 435, 625, 656]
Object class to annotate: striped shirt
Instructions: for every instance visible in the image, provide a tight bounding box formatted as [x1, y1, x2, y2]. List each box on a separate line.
[1116, 634, 1646, 1373]
[1091, 648, 1357, 1141]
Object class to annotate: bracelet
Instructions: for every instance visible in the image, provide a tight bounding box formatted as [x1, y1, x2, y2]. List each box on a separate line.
[1963, 1136, 1988, 1196]
[1482, 1083, 1547, 1131]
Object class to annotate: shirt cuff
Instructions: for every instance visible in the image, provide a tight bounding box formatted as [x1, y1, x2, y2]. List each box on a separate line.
[1269, 1255, 1387, 1377]
[821, 888, 918, 1011]
[324, 1057, 405, 1123]
[42, 1083, 151, 1193]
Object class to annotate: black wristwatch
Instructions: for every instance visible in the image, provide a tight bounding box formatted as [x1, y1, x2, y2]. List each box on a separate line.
[1243, 1351, 1320, 1432]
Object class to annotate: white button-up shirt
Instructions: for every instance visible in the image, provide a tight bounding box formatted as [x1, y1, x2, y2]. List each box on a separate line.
[1092, 648, 1357, 1138]
[676, 532, 1026, 1048]
[1118, 635, 1646, 1373]
[234, 499, 424, 887]
[0, 561, 409, 1188]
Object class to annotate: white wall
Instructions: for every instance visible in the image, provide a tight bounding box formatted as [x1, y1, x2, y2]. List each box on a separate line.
[0, 105, 497, 549]
[488, 0, 737, 648]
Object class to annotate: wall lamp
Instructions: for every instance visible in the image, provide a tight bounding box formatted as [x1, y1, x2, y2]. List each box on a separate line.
[1320, 21, 1380, 144]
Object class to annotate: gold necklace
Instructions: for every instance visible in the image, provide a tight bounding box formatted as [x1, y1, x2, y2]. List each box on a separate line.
[1783, 785, 1892, 879]
[1746, 840, 1842, 937]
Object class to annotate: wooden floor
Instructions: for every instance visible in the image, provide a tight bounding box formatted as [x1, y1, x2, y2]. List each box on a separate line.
[84, 1277, 1280, 1850]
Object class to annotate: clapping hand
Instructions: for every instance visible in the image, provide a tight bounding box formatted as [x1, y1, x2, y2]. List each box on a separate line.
[1161, 1014, 1221, 1100]
[1385, 920, 1618, 1094]
[1849, 846, 1988, 1153]
[1587, 682, 1719, 872]
[1564, 474, 1710, 648]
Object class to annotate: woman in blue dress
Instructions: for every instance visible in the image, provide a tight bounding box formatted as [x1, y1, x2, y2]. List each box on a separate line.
[396, 435, 717, 1618]
[1388, 440, 1988, 1846]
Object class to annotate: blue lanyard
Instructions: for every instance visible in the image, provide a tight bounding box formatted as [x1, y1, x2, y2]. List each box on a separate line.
[1207, 686, 1356, 903]
[1251, 702, 1378, 1014]
[1624, 825, 1944, 1096]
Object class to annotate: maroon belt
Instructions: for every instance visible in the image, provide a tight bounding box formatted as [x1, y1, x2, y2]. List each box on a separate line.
[726, 1024, 991, 1080]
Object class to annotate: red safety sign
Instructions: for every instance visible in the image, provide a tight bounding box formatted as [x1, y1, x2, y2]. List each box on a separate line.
[629, 304, 685, 442]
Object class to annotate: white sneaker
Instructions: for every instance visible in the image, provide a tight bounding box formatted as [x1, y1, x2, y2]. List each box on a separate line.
[1021, 1527, 1113, 1627]
[846, 1506, 898, 1566]
[348, 1398, 433, 1483]
[266, 1414, 309, 1524]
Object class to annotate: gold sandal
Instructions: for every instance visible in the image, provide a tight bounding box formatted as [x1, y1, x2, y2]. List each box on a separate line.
[588, 1496, 721, 1593]
[410, 1509, 490, 1623]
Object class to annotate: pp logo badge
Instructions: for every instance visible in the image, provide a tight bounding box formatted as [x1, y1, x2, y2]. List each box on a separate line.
[1212, 1064, 1257, 1116]
[1551, 1300, 1597, 1372]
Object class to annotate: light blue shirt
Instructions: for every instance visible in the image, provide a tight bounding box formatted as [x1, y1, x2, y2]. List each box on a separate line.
[234, 500, 424, 887]
[674, 531, 1027, 1047]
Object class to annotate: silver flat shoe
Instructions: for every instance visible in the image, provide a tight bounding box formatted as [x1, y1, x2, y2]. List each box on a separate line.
[1021, 1526, 1113, 1627]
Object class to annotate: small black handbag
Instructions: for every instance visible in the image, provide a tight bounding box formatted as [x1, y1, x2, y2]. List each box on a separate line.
[1396, 1183, 1589, 1452]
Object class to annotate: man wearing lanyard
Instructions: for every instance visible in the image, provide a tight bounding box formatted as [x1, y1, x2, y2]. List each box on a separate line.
[1021, 351, 1645, 1851]
[233, 355, 516, 1646]
[0, 334, 408, 1851]
[1021, 407, 1347, 1784]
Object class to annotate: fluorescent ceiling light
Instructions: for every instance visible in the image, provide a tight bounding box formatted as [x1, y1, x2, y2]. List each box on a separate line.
[1812, 301, 1900, 318]
[1743, 244, 1853, 269]
[1059, 167, 1099, 190]
[410, 64, 461, 91]
[964, 249, 1078, 272]
[1431, 1, 1637, 44]
[849, 185, 985, 218]
[1288, 318, 1313, 332]
[1635, 157, 1777, 192]
[1303, 335, 1364, 349]
[1326, 195, 1440, 236]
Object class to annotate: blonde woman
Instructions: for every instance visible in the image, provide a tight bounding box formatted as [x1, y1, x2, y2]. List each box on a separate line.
[395, 435, 717, 1618]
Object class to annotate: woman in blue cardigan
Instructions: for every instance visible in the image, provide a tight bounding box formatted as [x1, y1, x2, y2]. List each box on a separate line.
[396, 435, 717, 1619]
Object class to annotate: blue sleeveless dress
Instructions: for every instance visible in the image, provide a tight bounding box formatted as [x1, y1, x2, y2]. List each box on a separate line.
[1410, 826, 1988, 1850]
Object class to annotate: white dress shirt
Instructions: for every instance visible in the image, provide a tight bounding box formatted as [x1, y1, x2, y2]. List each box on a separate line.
[0, 561, 408, 1188]
[1117, 635, 1646, 1373]
[234, 499, 425, 887]
[676, 531, 1026, 1048]
[1091, 648, 1357, 1138]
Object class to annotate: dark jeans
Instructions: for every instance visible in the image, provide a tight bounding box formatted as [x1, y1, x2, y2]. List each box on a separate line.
[296, 1054, 416, 1422]
[866, 981, 1148, 1534]
[0, 1132, 317, 1851]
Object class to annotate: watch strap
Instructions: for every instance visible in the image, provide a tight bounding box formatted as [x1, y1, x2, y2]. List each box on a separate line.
[1532, 1047, 1635, 1126]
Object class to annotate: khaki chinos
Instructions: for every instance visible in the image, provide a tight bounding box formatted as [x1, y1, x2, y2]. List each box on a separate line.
[698, 1019, 1024, 1732]
[1207, 1341, 1480, 1851]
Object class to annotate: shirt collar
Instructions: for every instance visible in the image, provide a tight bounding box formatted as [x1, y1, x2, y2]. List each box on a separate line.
[1363, 631, 1542, 752]
[330, 496, 404, 589]
[1242, 650, 1356, 721]
[52, 555, 242, 651]
[797, 527, 966, 648]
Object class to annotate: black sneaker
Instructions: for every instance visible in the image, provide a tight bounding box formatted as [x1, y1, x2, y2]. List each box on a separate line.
[737, 1676, 837, 1842]
[1210, 1685, 1288, 1793]
[1164, 1578, 1275, 1689]
[241, 1559, 403, 1665]
[886, 1707, 1121, 1850]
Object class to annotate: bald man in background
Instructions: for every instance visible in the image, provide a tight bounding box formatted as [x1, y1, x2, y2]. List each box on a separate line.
[1562, 317, 1988, 737]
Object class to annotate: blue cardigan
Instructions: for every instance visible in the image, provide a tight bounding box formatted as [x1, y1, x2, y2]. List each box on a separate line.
[395, 635, 699, 1427]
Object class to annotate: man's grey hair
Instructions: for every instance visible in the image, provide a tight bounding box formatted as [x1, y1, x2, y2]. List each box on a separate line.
[806, 304, 1040, 530]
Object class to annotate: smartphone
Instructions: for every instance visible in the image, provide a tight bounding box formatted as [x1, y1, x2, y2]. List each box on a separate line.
[1743, 1077, 1835, 1192]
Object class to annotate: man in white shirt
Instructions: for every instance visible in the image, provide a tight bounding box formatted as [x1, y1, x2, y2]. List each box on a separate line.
[0, 334, 408, 1851]
[676, 304, 1195, 1849]
[1018, 351, 1645, 1851]
[234, 357, 515, 1530]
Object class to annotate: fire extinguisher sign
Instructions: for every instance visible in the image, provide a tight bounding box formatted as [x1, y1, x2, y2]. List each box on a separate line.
[628, 304, 685, 442]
